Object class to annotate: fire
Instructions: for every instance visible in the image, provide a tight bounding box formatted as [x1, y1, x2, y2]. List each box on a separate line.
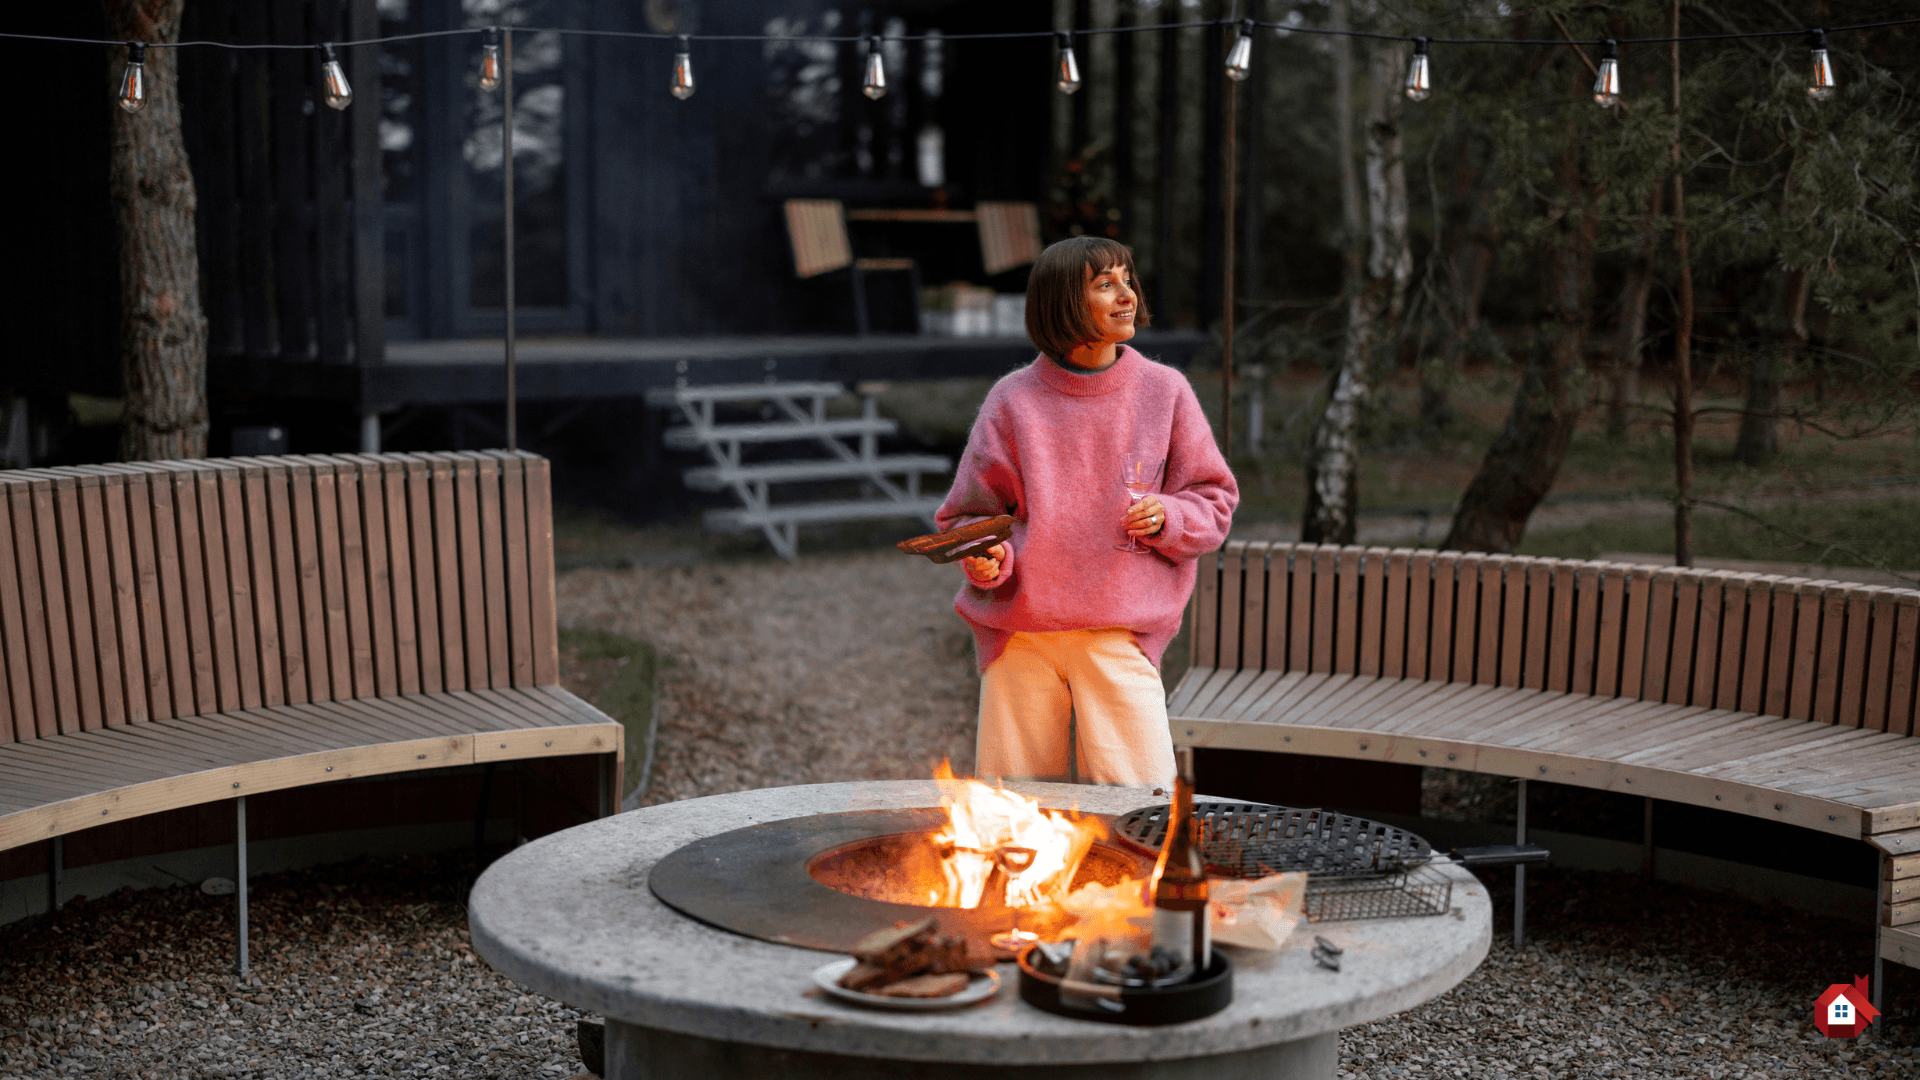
[929, 762, 1103, 911]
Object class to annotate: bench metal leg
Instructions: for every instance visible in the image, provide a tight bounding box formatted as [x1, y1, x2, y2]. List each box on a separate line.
[475, 762, 497, 854]
[49, 836, 62, 912]
[1874, 850, 1886, 1019]
[236, 795, 249, 979]
[1514, 779, 1527, 950]
[1641, 796, 1655, 880]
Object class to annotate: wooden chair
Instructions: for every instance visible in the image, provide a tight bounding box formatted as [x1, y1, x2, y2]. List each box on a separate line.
[1175, 542, 1920, 990]
[783, 199, 921, 335]
[0, 451, 622, 972]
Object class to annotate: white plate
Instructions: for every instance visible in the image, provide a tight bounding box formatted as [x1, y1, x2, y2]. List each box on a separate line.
[811, 958, 1002, 1011]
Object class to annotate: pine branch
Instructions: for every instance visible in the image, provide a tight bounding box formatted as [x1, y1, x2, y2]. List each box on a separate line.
[1690, 497, 1920, 587]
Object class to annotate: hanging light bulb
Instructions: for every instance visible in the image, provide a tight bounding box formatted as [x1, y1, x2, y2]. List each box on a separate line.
[319, 43, 353, 110]
[1806, 29, 1837, 101]
[479, 27, 501, 92]
[1055, 32, 1082, 95]
[671, 34, 696, 99]
[1405, 37, 1431, 101]
[1225, 18, 1254, 81]
[1592, 39, 1621, 107]
[117, 42, 147, 113]
[862, 35, 888, 100]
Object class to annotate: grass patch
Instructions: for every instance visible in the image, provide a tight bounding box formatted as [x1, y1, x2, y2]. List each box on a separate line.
[558, 627, 666, 804]
[1518, 494, 1920, 573]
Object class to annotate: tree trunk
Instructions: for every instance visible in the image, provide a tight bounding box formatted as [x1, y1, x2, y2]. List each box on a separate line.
[1442, 142, 1594, 554]
[1734, 267, 1806, 465]
[1606, 184, 1663, 439]
[1304, 26, 1408, 544]
[1423, 175, 1496, 434]
[105, 0, 209, 461]
[1668, 0, 1694, 569]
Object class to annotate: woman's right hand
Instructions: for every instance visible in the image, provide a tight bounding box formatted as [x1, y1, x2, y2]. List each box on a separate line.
[961, 544, 1007, 586]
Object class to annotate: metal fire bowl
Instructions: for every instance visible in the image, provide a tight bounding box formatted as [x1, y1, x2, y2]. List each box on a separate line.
[647, 807, 1148, 956]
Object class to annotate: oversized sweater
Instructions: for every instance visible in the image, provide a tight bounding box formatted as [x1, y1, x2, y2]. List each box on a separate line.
[936, 345, 1238, 673]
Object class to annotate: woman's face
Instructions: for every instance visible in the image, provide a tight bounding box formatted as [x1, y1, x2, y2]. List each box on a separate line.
[1083, 262, 1138, 347]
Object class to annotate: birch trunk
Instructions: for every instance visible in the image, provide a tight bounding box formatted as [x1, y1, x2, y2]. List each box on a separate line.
[1442, 140, 1594, 554]
[104, 0, 209, 461]
[1303, 28, 1408, 544]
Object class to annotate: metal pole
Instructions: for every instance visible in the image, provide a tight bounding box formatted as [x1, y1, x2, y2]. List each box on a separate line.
[503, 28, 517, 453]
[1219, 22, 1236, 461]
[49, 836, 62, 912]
[1514, 778, 1527, 950]
[1641, 796, 1655, 880]
[236, 795, 249, 978]
[1874, 850, 1886, 1018]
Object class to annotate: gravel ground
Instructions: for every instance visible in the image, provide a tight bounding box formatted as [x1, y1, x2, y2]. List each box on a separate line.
[555, 550, 983, 805]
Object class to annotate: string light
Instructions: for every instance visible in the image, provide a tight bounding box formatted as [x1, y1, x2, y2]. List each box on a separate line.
[1807, 28, 1837, 101]
[117, 42, 146, 113]
[862, 35, 887, 100]
[672, 34, 695, 99]
[1593, 39, 1621, 107]
[1405, 37, 1431, 101]
[318, 43, 352, 110]
[1225, 18, 1254, 81]
[478, 27, 501, 92]
[1055, 32, 1081, 95]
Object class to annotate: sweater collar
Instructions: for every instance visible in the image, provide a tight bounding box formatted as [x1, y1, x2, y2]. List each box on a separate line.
[1034, 344, 1141, 397]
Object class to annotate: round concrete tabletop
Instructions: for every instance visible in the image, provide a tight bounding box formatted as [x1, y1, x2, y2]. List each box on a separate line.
[468, 780, 1491, 1067]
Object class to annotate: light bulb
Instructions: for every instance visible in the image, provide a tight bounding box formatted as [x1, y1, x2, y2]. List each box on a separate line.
[1592, 39, 1621, 107]
[1055, 32, 1081, 95]
[672, 34, 695, 99]
[479, 27, 501, 92]
[1405, 37, 1431, 101]
[1807, 29, 1836, 101]
[117, 42, 146, 113]
[319, 43, 353, 110]
[1225, 18, 1254, 82]
[862, 35, 887, 100]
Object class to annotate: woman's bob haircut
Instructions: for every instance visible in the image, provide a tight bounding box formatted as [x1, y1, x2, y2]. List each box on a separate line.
[1024, 236, 1151, 363]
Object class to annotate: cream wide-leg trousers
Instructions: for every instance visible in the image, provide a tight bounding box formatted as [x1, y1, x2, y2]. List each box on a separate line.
[976, 628, 1175, 788]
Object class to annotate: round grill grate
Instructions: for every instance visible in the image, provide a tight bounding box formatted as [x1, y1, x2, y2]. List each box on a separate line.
[1114, 801, 1434, 880]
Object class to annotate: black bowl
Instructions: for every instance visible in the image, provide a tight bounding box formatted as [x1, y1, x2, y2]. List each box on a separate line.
[1016, 945, 1232, 1025]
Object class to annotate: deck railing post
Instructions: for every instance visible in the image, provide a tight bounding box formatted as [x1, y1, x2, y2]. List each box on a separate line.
[236, 795, 249, 978]
[1514, 778, 1527, 949]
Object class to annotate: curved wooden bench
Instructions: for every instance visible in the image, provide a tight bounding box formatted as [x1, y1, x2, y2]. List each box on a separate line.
[0, 451, 621, 965]
[1173, 542, 1920, 978]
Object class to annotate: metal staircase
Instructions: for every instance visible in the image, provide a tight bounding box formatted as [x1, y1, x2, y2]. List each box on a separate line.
[650, 381, 949, 560]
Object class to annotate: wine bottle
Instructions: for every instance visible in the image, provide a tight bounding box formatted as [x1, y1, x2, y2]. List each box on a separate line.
[1150, 746, 1209, 975]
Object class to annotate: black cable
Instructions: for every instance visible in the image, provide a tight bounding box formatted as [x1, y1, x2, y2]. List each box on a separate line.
[2, 14, 1915, 51]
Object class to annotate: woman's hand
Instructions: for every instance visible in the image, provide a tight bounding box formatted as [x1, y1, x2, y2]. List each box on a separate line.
[961, 544, 1007, 585]
[1124, 495, 1166, 539]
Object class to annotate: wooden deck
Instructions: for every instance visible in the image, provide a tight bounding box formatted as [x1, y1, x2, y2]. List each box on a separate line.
[209, 331, 1215, 408]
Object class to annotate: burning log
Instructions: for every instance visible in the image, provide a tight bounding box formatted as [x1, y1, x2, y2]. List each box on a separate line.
[837, 918, 988, 997]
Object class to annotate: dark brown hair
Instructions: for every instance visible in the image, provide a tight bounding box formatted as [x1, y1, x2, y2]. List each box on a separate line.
[1023, 236, 1151, 363]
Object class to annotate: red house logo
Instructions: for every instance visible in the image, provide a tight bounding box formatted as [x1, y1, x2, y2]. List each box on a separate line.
[1813, 976, 1880, 1038]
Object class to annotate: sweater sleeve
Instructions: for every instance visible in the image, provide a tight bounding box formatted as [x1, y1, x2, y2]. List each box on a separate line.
[935, 394, 1023, 589]
[1144, 376, 1238, 561]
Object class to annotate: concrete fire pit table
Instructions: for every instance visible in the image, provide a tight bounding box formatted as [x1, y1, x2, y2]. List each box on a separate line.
[468, 780, 1490, 1080]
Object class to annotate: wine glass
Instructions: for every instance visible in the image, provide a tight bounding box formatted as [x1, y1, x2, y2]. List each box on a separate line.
[1115, 458, 1164, 553]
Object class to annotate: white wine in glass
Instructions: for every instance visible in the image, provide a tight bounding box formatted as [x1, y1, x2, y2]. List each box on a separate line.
[1116, 458, 1164, 553]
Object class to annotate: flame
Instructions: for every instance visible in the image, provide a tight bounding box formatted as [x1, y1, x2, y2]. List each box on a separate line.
[929, 762, 1103, 911]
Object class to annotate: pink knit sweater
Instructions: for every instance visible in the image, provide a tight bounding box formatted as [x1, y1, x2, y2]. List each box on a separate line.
[936, 345, 1238, 672]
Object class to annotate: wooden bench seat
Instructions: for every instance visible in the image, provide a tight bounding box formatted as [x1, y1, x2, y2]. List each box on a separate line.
[1175, 541, 1920, 979]
[0, 451, 621, 967]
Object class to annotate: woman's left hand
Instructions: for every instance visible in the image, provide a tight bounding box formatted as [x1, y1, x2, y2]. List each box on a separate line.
[1124, 495, 1166, 538]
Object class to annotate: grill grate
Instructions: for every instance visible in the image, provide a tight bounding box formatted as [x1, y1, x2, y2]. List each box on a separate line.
[1114, 801, 1448, 922]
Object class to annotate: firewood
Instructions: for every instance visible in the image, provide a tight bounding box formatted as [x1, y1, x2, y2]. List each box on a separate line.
[877, 972, 970, 998]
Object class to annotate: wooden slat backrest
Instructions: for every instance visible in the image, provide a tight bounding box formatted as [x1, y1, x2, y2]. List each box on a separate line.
[1183, 541, 1920, 742]
[0, 450, 562, 744]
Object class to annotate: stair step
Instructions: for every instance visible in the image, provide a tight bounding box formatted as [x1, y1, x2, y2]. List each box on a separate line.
[663, 417, 898, 449]
[684, 454, 951, 492]
[704, 497, 945, 532]
[645, 381, 846, 407]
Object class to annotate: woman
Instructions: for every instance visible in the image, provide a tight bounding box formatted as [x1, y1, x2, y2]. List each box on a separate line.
[936, 236, 1238, 787]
